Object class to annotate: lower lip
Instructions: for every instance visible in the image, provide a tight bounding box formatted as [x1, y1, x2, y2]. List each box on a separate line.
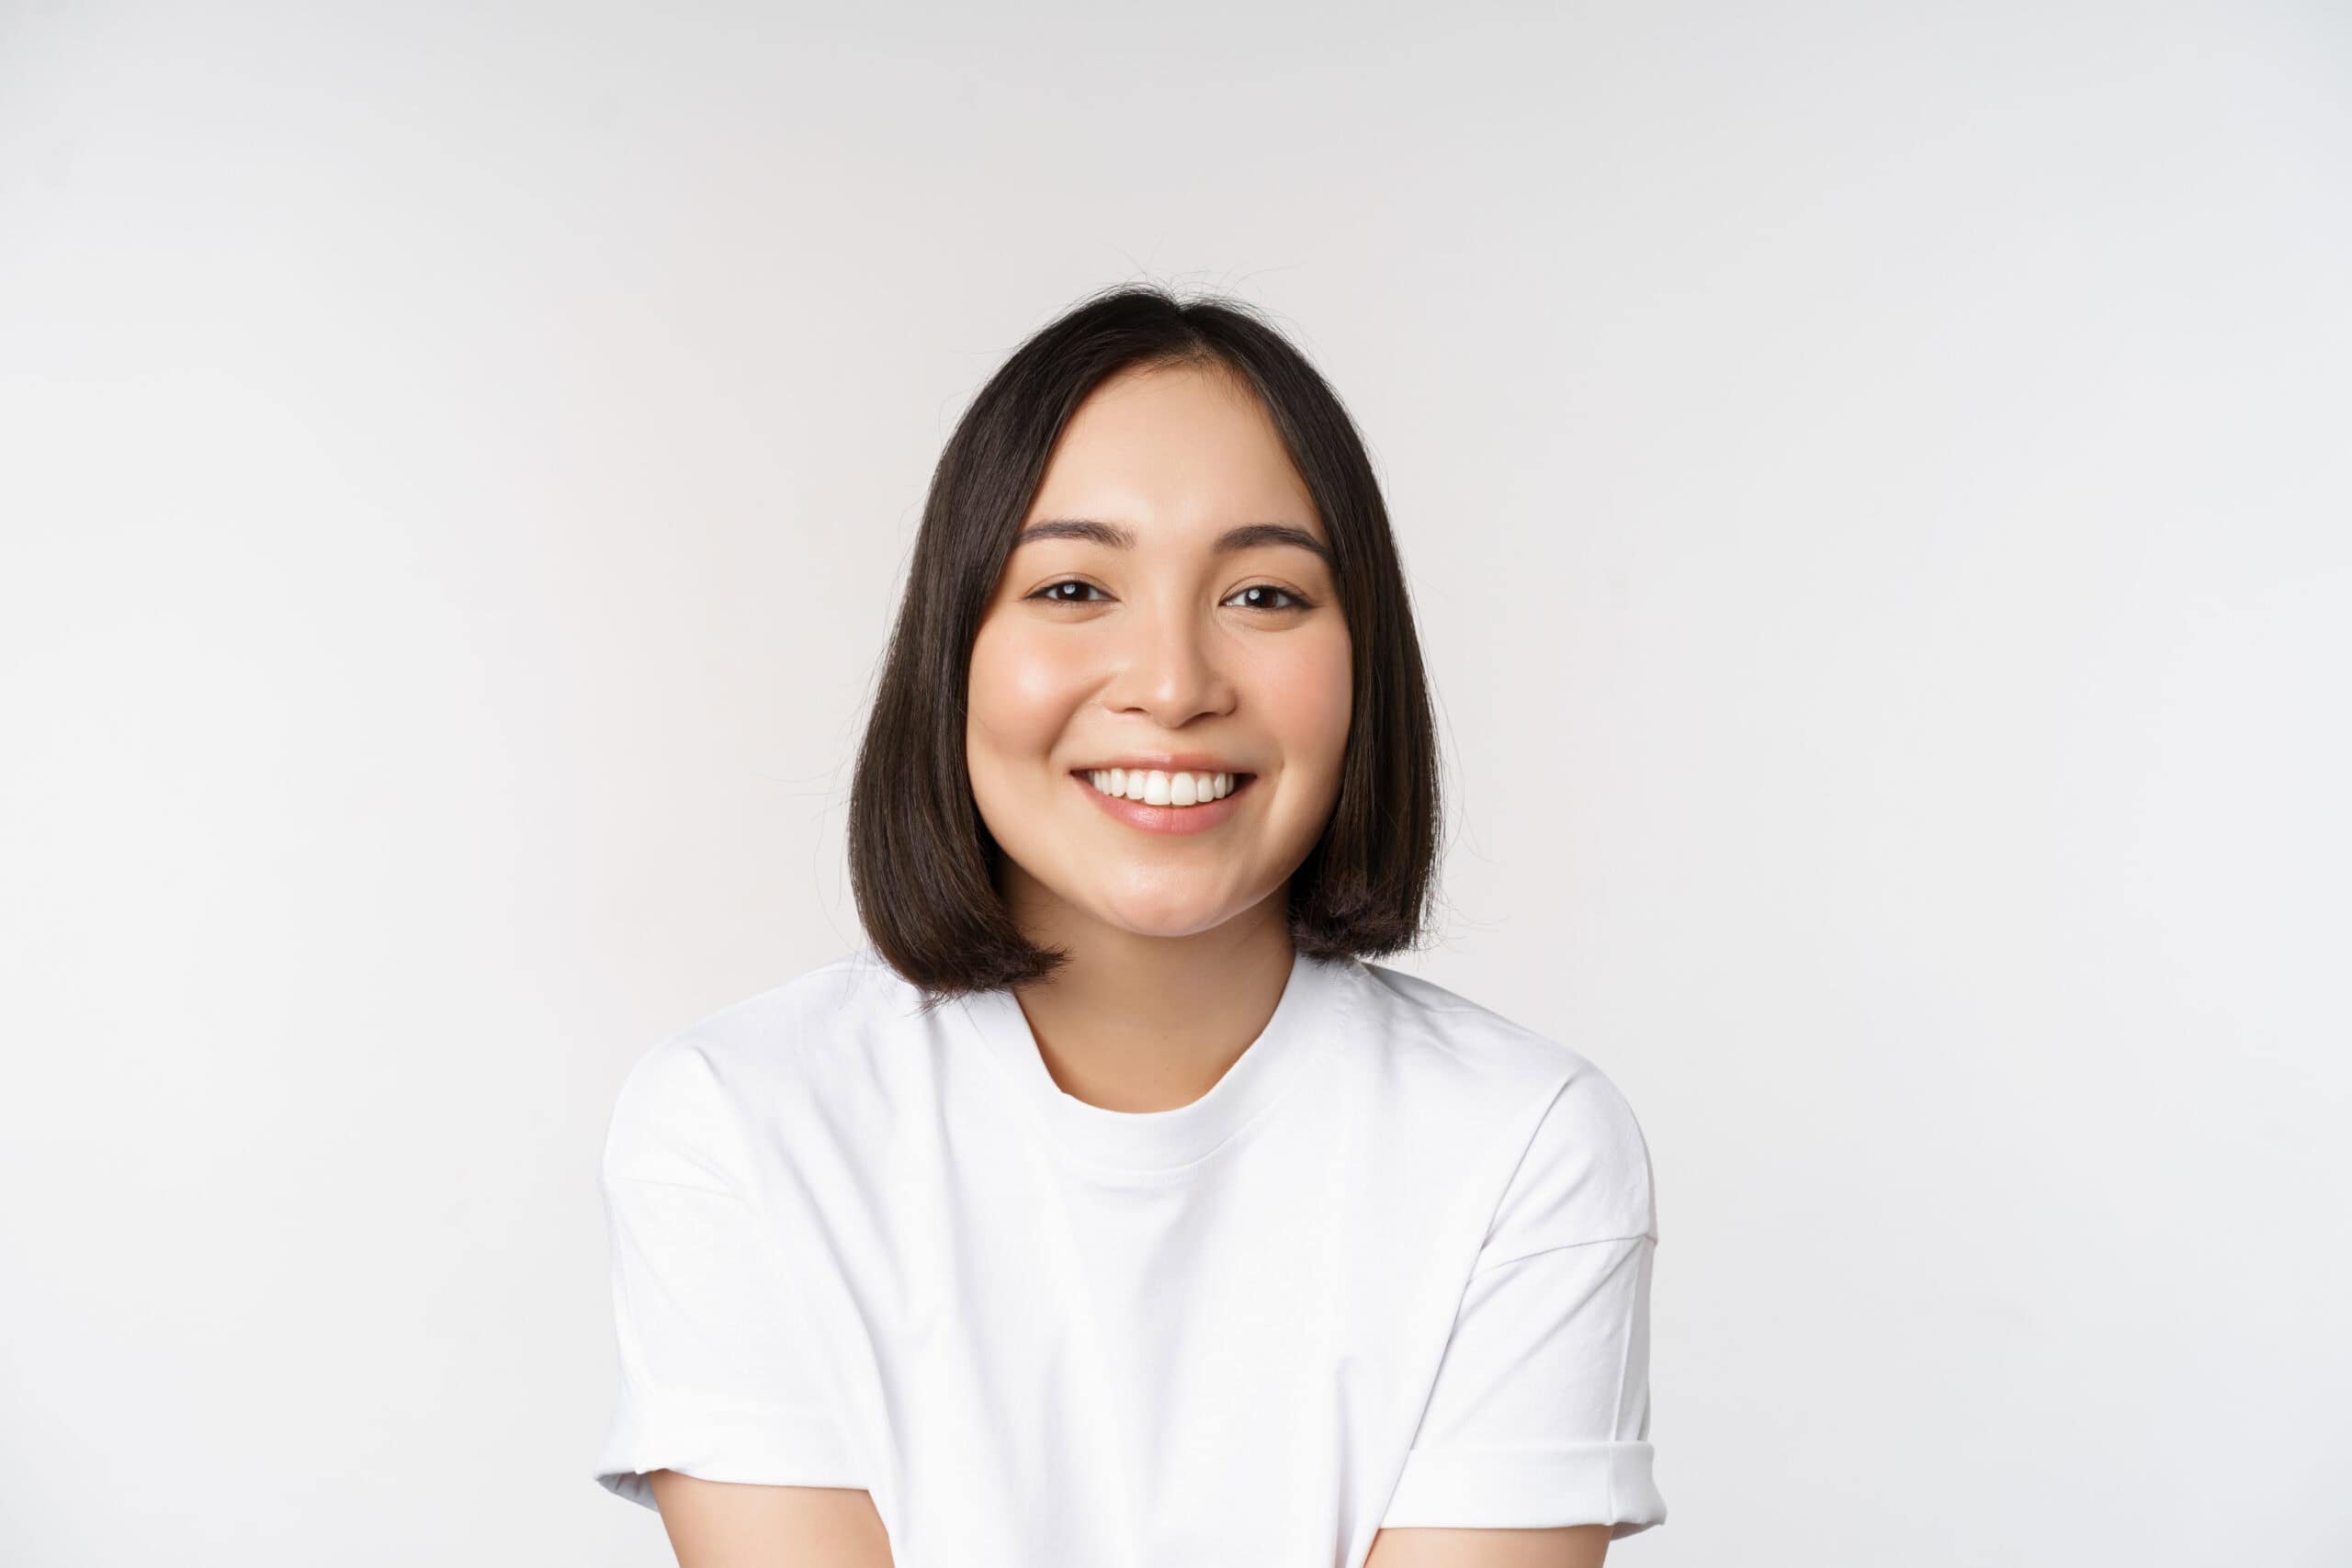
[1072, 772, 1256, 835]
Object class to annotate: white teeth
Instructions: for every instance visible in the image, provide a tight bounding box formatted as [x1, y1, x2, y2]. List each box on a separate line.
[1084, 769, 1238, 807]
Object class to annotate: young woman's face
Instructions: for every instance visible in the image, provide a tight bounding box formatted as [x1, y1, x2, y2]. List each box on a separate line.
[966, 360, 1352, 942]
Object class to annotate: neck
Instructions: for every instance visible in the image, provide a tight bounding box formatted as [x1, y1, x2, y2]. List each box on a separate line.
[1000, 888, 1297, 1114]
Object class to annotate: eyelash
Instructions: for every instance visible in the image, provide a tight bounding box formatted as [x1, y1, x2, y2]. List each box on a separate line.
[1026, 580, 1316, 613]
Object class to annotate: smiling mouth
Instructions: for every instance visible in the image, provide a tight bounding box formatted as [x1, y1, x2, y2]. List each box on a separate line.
[1069, 768, 1256, 807]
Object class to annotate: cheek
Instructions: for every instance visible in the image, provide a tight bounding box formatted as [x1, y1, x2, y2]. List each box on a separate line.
[1261, 626, 1354, 776]
[967, 619, 1087, 758]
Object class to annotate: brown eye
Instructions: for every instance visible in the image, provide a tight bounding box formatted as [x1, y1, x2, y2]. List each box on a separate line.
[1028, 580, 1108, 604]
[1227, 584, 1313, 612]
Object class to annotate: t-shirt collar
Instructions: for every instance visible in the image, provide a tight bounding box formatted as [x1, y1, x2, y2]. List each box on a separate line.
[954, 946, 1355, 1173]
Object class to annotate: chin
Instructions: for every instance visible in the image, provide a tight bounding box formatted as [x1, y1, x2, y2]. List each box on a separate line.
[1080, 888, 1249, 942]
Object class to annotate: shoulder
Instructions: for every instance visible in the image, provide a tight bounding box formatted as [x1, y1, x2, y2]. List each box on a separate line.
[1479, 1060, 1659, 1263]
[1348, 959, 1635, 1104]
[1349, 960, 1660, 1254]
[600, 947, 918, 1188]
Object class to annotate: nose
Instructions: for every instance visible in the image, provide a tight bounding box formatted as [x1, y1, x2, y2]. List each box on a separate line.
[1107, 601, 1238, 728]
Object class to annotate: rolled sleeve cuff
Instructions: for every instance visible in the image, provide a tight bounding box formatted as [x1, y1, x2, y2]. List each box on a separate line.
[593, 1397, 863, 1511]
[1379, 1439, 1667, 1539]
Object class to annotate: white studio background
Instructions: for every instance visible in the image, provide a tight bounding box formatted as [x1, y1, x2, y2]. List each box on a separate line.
[1, 2, 2345, 1563]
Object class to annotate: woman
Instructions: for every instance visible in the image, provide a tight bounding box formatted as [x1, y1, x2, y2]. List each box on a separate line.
[591, 286, 1668, 1567]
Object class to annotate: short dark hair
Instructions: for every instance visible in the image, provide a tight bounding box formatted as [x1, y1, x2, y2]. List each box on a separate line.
[847, 283, 1444, 1007]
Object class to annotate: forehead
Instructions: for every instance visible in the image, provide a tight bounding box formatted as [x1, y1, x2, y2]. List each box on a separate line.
[1023, 362, 1321, 540]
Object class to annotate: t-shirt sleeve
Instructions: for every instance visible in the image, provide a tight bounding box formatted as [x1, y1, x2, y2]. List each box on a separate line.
[591, 1035, 862, 1511]
[1378, 1065, 1668, 1539]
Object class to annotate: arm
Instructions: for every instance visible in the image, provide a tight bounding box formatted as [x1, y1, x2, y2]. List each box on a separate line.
[1364, 1525, 1610, 1568]
[1371, 1072, 1667, 1552]
[594, 1043, 874, 1535]
[648, 1474, 896, 1568]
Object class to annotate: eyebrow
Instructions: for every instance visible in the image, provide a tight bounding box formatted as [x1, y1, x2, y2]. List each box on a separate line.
[1013, 518, 1333, 570]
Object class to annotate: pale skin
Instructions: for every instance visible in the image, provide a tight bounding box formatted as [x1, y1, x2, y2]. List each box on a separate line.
[644, 361, 1609, 1568]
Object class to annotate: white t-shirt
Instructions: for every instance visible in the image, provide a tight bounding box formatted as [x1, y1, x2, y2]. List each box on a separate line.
[592, 945, 1668, 1564]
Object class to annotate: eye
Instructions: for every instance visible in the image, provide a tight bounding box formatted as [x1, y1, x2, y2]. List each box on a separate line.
[1225, 583, 1315, 613]
[1025, 579, 1109, 604]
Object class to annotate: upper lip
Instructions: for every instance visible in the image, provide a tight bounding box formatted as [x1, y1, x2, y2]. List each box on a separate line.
[1069, 753, 1254, 775]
